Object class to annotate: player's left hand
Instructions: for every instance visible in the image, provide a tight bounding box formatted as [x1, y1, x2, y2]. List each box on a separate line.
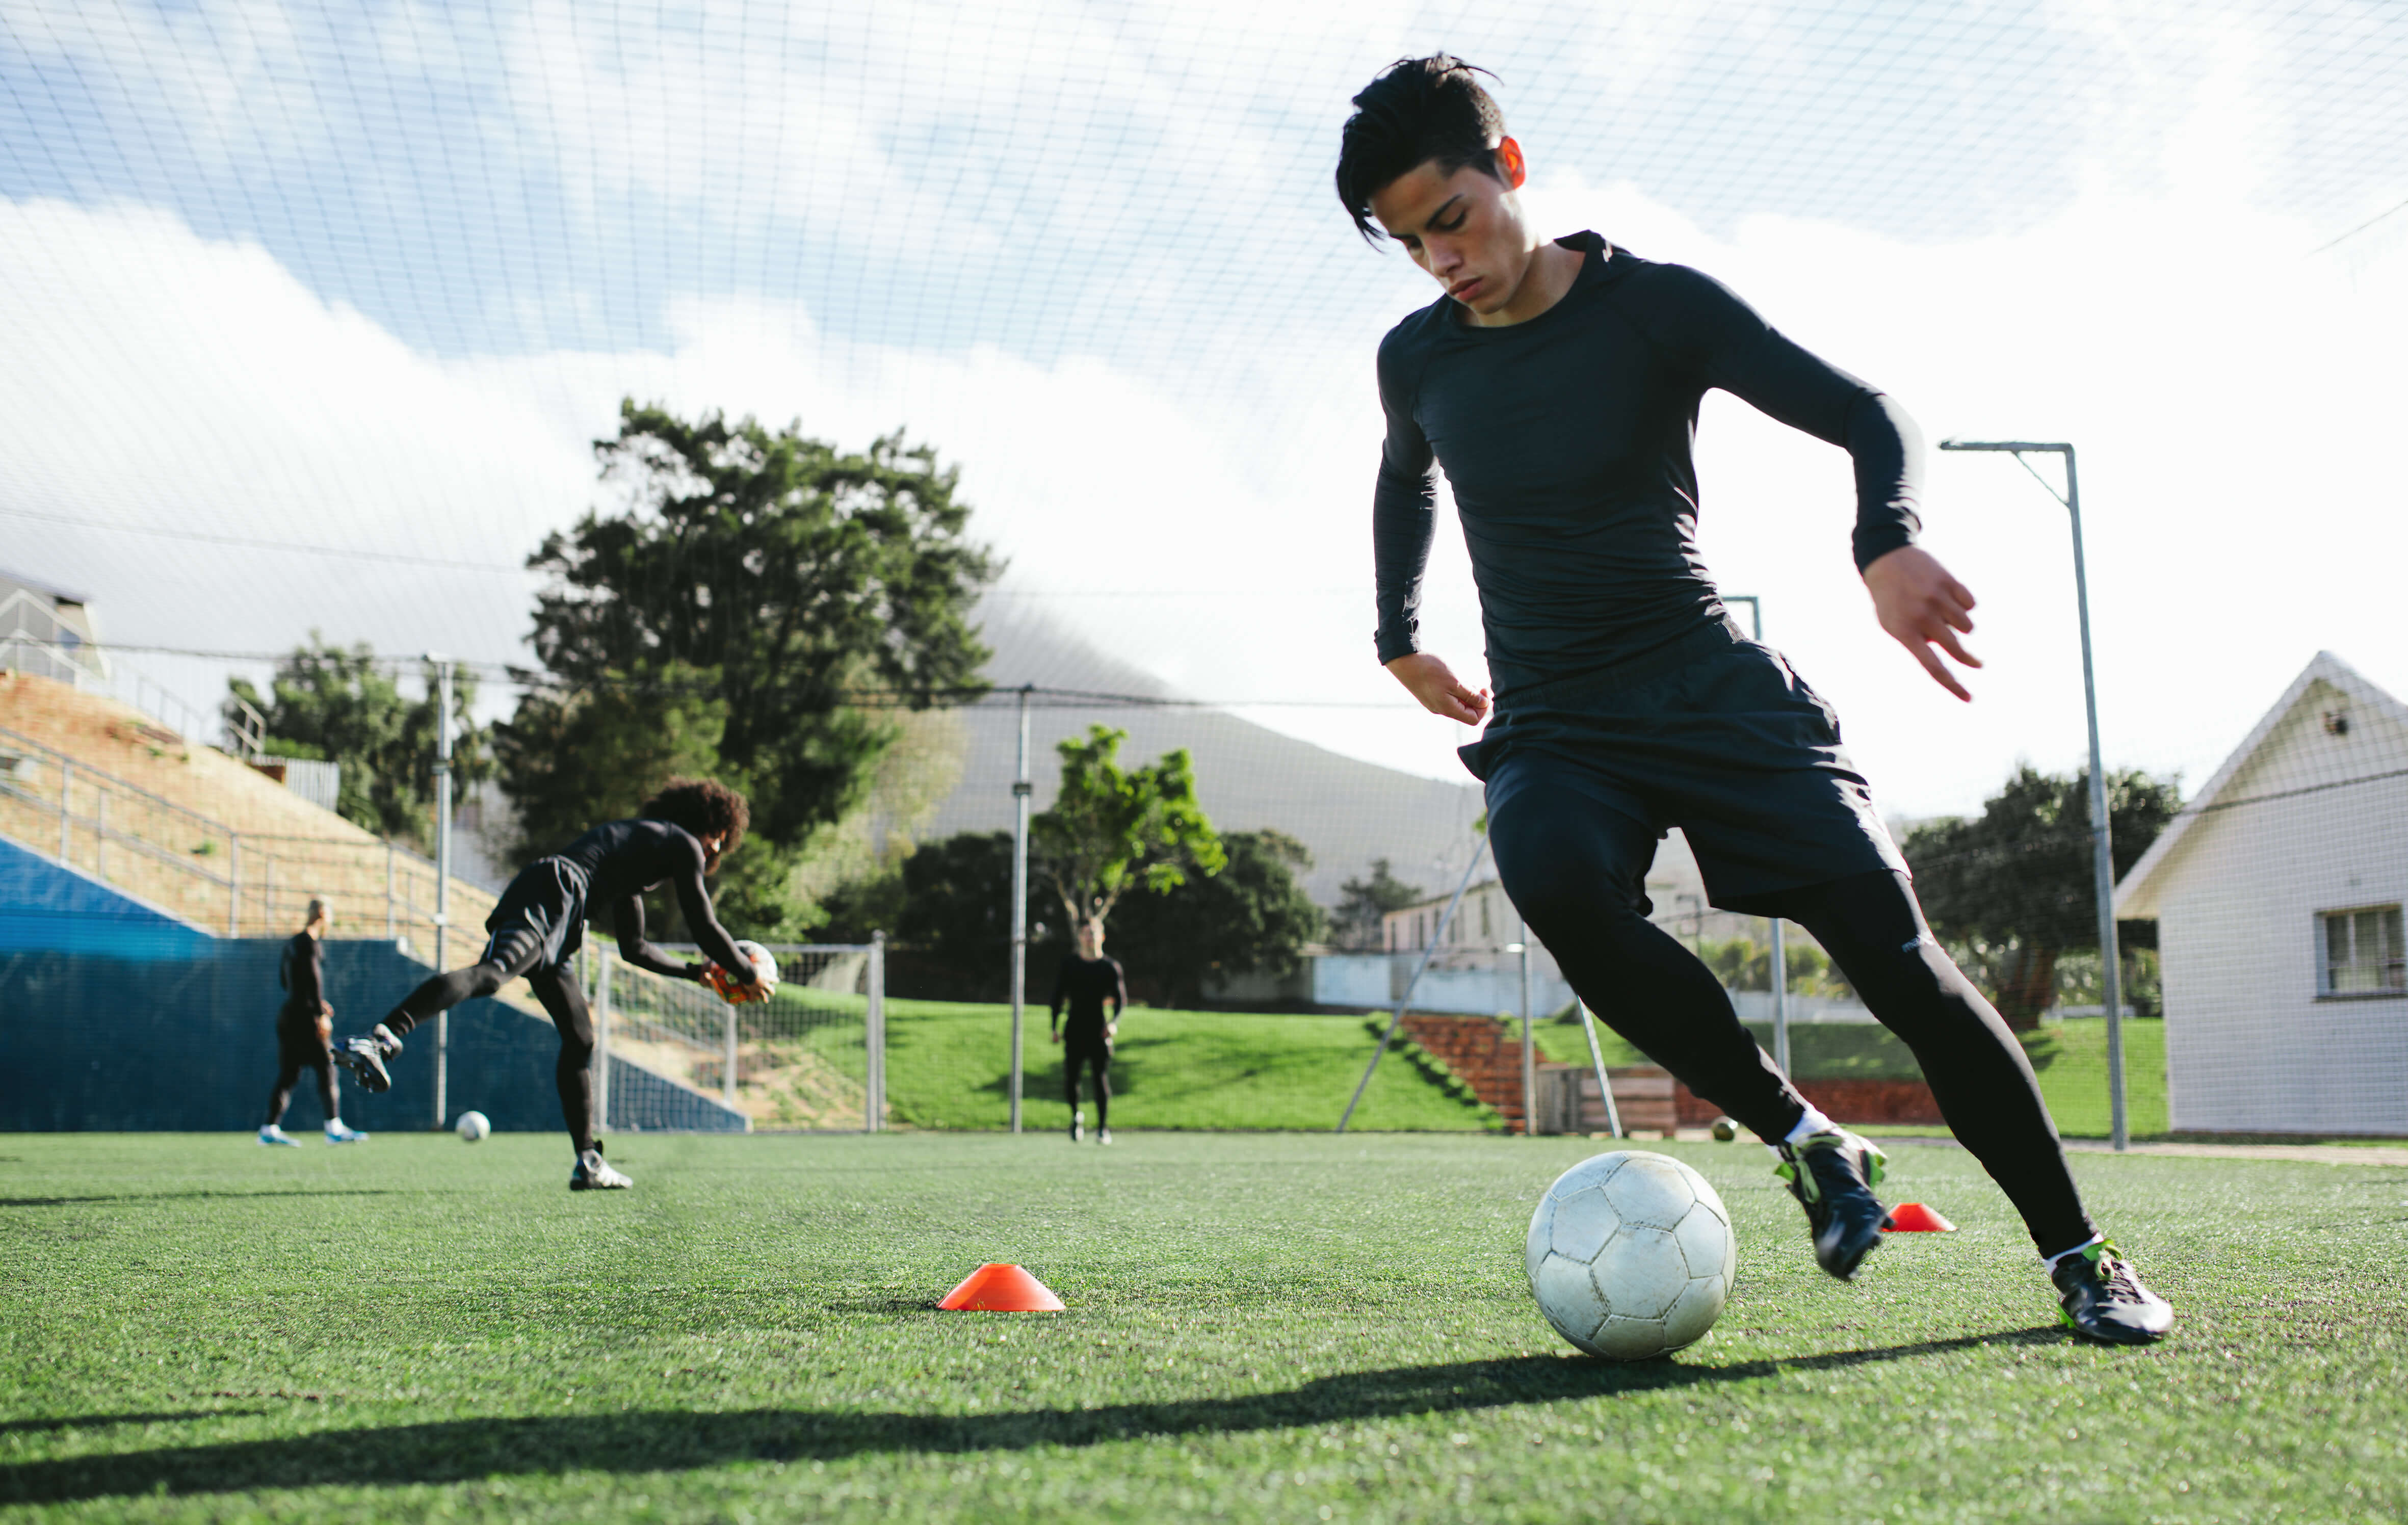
[1863, 545, 1981, 701]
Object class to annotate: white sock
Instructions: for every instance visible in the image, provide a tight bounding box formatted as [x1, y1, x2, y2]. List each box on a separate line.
[2043, 1234, 2104, 1270]
[1782, 1105, 1837, 1145]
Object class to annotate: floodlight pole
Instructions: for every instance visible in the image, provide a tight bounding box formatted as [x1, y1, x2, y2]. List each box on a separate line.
[1938, 440, 2126, 1151]
[428, 654, 454, 1132]
[1513, 925, 1534, 1136]
[1727, 595, 1791, 1073]
[1008, 685, 1033, 1135]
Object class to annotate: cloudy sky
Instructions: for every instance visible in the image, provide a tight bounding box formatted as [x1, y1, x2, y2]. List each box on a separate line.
[3, 0, 2404, 820]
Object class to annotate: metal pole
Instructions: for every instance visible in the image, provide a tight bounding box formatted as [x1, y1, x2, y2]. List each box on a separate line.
[724, 1001, 740, 1109]
[1008, 685, 1032, 1135]
[1339, 835, 1490, 1134]
[430, 656, 455, 1131]
[1739, 594, 1794, 1077]
[596, 947, 613, 1135]
[868, 929, 887, 1133]
[1938, 440, 2126, 1151]
[1516, 922, 1535, 1137]
[1577, 1002, 1624, 1139]
[94, 791, 107, 881]
[385, 842, 396, 940]
[57, 760, 70, 863]
[227, 833, 242, 937]
[1771, 919, 1791, 1074]
[2061, 450, 2128, 1152]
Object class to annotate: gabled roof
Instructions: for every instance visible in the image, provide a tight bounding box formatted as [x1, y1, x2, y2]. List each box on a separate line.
[0, 565, 92, 605]
[2114, 651, 2408, 918]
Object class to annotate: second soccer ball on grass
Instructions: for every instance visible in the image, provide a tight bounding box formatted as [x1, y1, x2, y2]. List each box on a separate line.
[1526, 1151, 1736, 1360]
[455, 1111, 490, 1142]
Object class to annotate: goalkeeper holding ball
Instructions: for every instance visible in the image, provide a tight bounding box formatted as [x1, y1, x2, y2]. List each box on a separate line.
[331, 777, 768, 1190]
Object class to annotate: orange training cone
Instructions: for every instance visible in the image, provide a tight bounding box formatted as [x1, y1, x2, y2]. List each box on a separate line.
[937, 1263, 1066, 1311]
[1886, 1202, 1957, 1232]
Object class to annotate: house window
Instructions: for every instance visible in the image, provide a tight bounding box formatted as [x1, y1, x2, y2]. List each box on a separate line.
[2321, 906, 2404, 995]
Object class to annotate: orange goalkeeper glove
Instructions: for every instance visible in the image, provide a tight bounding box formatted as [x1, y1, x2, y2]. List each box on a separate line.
[701, 963, 766, 1005]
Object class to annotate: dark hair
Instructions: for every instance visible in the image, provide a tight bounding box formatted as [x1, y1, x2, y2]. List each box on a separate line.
[1334, 54, 1508, 244]
[638, 777, 749, 857]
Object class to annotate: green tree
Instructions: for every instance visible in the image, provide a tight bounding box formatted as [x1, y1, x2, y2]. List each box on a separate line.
[1692, 936, 1851, 998]
[1032, 725, 1226, 930]
[892, 830, 1018, 972]
[519, 401, 996, 851]
[1331, 857, 1424, 951]
[1108, 829, 1327, 1005]
[224, 636, 487, 850]
[1902, 764, 2182, 1028]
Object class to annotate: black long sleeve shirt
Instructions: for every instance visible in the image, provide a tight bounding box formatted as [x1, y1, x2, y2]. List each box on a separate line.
[547, 818, 749, 980]
[1050, 955, 1127, 1039]
[277, 930, 323, 1018]
[1372, 232, 1923, 698]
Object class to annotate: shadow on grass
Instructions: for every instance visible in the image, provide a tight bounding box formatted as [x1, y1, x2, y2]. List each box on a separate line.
[0, 1329, 2063, 1503]
[0, 1412, 260, 1437]
[0, 1190, 405, 1209]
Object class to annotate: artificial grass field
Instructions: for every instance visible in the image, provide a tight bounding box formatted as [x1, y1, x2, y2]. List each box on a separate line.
[4, 1133, 2404, 1523]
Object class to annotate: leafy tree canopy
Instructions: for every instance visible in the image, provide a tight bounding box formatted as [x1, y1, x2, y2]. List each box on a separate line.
[225, 636, 487, 851]
[520, 400, 996, 849]
[1107, 829, 1327, 1005]
[1032, 725, 1226, 928]
[1331, 857, 1424, 951]
[1902, 763, 2181, 1026]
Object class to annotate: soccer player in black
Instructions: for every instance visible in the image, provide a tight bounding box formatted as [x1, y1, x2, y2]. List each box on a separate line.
[330, 778, 763, 1190]
[259, 897, 368, 1146]
[1337, 56, 2169, 1343]
[1050, 918, 1126, 1144]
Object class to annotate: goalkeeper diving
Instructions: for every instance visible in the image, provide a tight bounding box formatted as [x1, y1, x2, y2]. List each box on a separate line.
[331, 777, 768, 1190]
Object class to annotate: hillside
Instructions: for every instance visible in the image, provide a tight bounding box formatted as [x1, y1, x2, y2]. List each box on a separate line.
[0, 670, 501, 955]
[921, 602, 1485, 907]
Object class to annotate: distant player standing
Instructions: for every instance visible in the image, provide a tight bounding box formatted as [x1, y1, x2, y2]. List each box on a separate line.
[1337, 56, 2169, 1341]
[1050, 918, 1126, 1144]
[331, 778, 766, 1190]
[258, 896, 368, 1146]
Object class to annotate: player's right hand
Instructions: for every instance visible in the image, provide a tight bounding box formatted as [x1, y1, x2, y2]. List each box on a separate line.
[702, 963, 764, 1005]
[1384, 651, 1490, 726]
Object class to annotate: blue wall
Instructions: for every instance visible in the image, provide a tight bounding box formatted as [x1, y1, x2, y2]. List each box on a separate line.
[0, 838, 744, 1135]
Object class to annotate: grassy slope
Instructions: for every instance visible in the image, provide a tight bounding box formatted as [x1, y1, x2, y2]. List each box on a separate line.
[1531, 1016, 2171, 1139]
[3, 1133, 2401, 1524]
[879, 1001, 1491, 1132]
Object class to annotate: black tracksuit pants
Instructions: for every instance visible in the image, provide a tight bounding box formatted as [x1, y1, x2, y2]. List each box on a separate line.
[1490, 785, 2096, 1256]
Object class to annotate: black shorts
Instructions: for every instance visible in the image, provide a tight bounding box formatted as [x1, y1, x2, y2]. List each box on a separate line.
[1460, 619, 1906, 913]
[482, 857, 591, 975]
[1062, 1030, 1113, 1063]
[276, 1014, 332, 1070]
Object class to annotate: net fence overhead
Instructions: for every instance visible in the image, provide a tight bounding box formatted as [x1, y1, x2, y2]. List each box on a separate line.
[4, 2, 2406, 1140]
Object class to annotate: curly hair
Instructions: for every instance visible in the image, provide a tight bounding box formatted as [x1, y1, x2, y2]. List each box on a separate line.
[637, 777, 749, 857]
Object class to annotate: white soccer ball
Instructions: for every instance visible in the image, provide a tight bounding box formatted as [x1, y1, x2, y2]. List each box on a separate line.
[455, 1110, 491, 1142]
[1526, 1150, 1737, 1360]
[732, 939, 779, 994]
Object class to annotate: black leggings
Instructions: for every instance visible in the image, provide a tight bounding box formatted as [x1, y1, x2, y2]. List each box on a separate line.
[1064, 1043, 1110, 1126]
[1491, 790, 2095, 1255]
[266, 1021, 338, 1126]
[380, 932, 599, 1153]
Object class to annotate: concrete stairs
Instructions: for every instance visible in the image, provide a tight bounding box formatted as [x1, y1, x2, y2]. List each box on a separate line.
[1400, 1013, 1531, 1134]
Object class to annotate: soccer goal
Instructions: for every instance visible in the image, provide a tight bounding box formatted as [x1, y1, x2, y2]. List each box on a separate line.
[587, 939, 887, 1135]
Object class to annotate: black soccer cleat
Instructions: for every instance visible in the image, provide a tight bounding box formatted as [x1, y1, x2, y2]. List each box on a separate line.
[1775, 1127, 1891, 1280]
[570, 1145, 633, 1191]
[2052, 1242, 2174, 1344]
[330, 1031, 396, 1093]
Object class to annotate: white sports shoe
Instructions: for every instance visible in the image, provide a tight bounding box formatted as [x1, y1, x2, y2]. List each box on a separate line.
[570, 1147, 633, 1191]
[1097, 1127, 1113, 1145]
[324, 1120, 369, 1144]
[258, 1124, 301, 1147]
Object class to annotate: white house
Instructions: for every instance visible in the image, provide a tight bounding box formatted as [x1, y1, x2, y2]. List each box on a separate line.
[0, 567, 107, 688]
[2114, 651, 2408, 1136]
